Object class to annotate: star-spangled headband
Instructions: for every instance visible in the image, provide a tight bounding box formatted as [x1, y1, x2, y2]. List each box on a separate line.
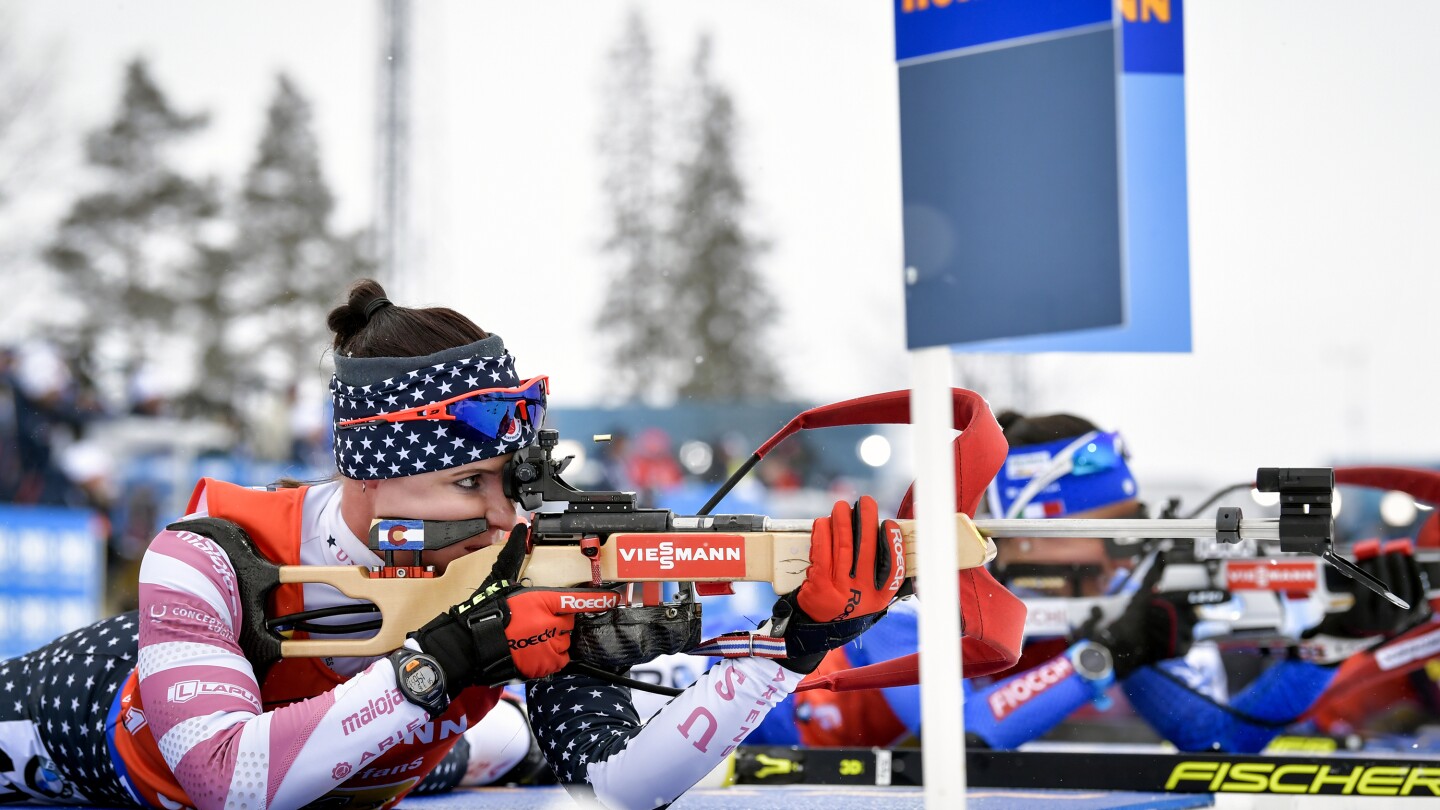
[987, 431, 1137, 519]
[330, 335, 545, 480]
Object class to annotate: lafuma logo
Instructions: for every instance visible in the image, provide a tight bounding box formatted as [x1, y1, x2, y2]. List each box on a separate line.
[1225, 561, 1318, 591]
[614, 535, 746, 578]
[166, 681, 261, 710]
[559, 593, 617, 611]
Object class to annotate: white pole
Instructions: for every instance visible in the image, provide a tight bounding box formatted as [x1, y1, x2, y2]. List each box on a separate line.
[910, 346, 966, 808]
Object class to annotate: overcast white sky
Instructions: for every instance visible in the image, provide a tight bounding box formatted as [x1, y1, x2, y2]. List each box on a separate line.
[5, 0, 1440, 489]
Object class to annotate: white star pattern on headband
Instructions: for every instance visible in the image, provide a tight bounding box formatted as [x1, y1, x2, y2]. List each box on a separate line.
[330, 350, 537, 481]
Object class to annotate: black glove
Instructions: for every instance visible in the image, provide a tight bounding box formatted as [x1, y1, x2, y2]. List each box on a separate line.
[769, 496, 906, 674]
[1078, 552, 1203, 680]
[413, 524, 620, 696]
[1305, 539, 1431, 640]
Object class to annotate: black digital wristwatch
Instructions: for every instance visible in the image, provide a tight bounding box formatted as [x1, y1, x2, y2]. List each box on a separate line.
[389, 649, 449, 717]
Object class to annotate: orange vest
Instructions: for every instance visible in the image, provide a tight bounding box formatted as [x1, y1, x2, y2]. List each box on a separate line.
[112, 479, 501, 809]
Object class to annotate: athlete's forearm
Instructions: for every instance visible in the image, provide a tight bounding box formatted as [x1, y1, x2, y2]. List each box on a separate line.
[1124, 658, 1335, 753]
[527, 656, 797, 809]
[965, 650, 1099, 750]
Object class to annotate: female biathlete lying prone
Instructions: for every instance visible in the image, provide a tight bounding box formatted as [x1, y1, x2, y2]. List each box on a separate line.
[0, 279, 906, 809]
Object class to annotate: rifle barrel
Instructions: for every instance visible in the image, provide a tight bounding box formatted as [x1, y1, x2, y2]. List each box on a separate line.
[761, 517, 1284, 543]
[971, 518, 1282, 542]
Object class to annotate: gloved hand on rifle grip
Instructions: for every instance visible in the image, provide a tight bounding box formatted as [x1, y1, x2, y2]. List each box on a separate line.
[1078, 552, 1202, 680]
[1305, 539, 1431, 641]
[413, 523, 620, 695]
[770, 496, 907, 673]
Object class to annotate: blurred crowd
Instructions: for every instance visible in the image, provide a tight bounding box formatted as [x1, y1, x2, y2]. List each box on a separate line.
[0, 341, 336, 611]
[577, 425, 865, 518]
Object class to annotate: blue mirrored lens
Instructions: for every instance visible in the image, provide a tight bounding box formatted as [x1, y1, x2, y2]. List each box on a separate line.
[449, 380, 547, 441]
[1070, 437, 1122, 476]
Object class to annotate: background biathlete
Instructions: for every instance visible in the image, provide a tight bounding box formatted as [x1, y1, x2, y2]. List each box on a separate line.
[776, 411, 1432, 754]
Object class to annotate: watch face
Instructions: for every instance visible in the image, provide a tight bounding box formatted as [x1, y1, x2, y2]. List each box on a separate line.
[1077, 645, 1109, 676]
[404, 659, 440, 694]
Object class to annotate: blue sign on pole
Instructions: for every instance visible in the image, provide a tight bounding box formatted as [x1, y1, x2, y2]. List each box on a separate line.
[898, 0, 1191, 353]
[0, 505, 106, 659]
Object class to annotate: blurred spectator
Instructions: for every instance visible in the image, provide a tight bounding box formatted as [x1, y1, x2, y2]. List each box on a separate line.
[289, 382, 334, 470]
[592, 429, 635, 492]
[626, 426, 683, 504]
[758, 442, 804, 492]
[127, 364, 177, 417]
[1, 342, 100, 506]
[0, 346, 19, 500]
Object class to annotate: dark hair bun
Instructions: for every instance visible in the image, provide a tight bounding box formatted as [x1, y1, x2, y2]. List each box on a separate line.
[328, 279, 390, 351]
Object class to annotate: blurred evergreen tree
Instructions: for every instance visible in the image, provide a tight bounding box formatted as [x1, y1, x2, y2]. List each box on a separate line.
[230, 74, 372, 401]
[0, 17, 51, 226]
[595, 10, 675, 403]
[43, 59, 223, 411]
[0, 14, 57, 331]
[667, 35, 781, 401]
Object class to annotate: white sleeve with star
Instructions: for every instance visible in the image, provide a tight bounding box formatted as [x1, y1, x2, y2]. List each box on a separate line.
[525, 657, 797, 809]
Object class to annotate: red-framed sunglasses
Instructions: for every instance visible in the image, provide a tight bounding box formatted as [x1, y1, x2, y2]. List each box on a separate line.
[337, 376, 549, 442]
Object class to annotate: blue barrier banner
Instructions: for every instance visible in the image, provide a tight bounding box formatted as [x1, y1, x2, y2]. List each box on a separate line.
[899, 25, 1124, 347]
[895, 0, 1112, 63]
[0, 505, 106, 659]
[897, 0, 1191, 352]
[1123, 0, 1184, 74]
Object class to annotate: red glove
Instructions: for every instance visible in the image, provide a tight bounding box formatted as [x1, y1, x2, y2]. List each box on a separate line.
[500, 588, 619, 679]
[797, 496, 906, 622]
[415, 525, 620, 690]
